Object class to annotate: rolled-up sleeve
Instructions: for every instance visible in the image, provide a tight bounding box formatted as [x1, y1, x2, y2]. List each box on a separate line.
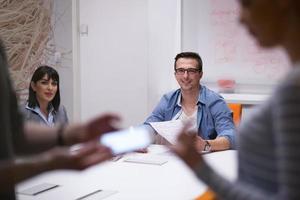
[210, 98, 236, 149]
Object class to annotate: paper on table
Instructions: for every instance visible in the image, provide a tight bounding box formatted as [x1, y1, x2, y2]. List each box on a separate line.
[18, 183, 59, 196]
[75, 190, 117, 200]
[149, 120, 184, 145]
[124, 157, 168, 165]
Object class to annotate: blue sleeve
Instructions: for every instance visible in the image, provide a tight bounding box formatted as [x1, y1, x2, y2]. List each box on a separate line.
[144, 95, 168, 125]
[209, 98, 236, 148]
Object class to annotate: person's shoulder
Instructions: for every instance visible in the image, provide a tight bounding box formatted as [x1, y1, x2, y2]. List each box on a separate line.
[282, 66, 300, 87]
[19, 102, 31, 114]
[273, 66, 300, 100]
[57, 105, 68, 113]
[55, 105, 69, 123]
[162, 88, 180, 100]
[19, 103, 38, 121]
[201, 85, 224, 103]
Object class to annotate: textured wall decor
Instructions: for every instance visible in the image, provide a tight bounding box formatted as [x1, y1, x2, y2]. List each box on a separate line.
[0, 0, 53, 102]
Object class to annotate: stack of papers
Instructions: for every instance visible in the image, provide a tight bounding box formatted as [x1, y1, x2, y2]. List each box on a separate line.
[149, 120, 184, 145]
[124, 157, 168, 165]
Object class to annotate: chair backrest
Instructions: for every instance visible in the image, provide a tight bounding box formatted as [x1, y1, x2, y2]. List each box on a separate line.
[195, 104, 242, 200]
[195, 189, 216, 200]
[227, 103, 242, 126]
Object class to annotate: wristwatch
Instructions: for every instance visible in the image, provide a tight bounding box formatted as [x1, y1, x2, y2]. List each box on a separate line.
[203, 140, 211, 151]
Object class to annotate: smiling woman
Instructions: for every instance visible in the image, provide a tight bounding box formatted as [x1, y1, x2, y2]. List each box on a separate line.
[20, 66, 69, 127]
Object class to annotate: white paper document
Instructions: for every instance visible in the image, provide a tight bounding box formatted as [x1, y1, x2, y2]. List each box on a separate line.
[149, 120, 184, 145]
[124, 156, 168, 165]
[75, 189, 117, 200]
[18, 183, 59, 196]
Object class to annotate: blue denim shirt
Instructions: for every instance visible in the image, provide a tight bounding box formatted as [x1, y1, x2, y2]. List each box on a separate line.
[144, 85, 236, 148]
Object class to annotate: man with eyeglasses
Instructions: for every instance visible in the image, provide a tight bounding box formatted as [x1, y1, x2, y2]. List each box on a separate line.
[144, 52, 235, 152]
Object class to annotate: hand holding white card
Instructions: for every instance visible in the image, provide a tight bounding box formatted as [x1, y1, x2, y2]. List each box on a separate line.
[100, 126, 154, 155]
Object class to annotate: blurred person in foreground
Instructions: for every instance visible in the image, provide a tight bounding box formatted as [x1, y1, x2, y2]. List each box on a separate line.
[0, 39, 119, 199]
[172, 0, 300, 199]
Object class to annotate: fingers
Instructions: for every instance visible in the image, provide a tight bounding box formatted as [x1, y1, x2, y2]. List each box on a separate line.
[166, 127, 196, 155]
[168, 129, 202, 169]
[87, 113, 121, 138]
[47, 142, 113, 171]
[178, 121, 197, 139]
[135, 148, 148, 153]
[177, 131, 197, 147]
[169, 143, 183, 157]
[71, 142, 98, 157]
[75, 145, 113, 169]
[70, 143, 113, 170]
[195, 136, 206, 151]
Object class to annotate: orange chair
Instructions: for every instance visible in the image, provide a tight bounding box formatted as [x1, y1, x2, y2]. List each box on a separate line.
[195, 103, 242, 200]
[195, 189, 217, 200]
[227, 103, 242, 126]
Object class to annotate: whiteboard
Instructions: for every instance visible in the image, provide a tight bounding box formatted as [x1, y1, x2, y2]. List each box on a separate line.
[182, 0, 290, 91]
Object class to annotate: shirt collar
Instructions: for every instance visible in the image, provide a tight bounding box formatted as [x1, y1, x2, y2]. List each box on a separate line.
[198, 85, 208, 105]
[26, 103, 55, 113]
[177, 85, 207, 106]
[25, 103, 55, 126]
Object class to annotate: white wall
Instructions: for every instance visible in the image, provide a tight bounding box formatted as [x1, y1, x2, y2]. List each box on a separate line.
[147, 0, 181, 112]
[52, 0, 74, 121]
[75, 0, 182, 127]
[79, 0, 149, 127]
[72, 1, 266, 127]
[182, 0, 289, 94]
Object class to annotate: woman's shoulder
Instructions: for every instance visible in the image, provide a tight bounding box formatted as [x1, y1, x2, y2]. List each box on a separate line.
[55, 105, 69, 123]
[57, 104, 66, 111]
[19, 103, 41, 122]
[19, 103, 32, 114]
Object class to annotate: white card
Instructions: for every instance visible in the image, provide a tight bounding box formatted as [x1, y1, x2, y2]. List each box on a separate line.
[124, 157, 168, 165]
[18, 183, 59, 196]
[75, 190, 117, 200]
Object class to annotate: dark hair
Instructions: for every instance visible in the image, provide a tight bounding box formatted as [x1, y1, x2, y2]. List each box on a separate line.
[174, 52, 203, 72]
[28, 65, 60, 111]
[0, 40, 7, 65]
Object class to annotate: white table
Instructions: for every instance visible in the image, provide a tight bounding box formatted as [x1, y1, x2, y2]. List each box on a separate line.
[16, 145, 237, 200]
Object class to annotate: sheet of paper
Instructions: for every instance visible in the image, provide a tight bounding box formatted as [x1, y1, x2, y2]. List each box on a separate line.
[124, 157, 168, 165]
[75, 190, 117, 200]
[18, 183, 59, 196]
[149, 120, 184, 145]
[110, 155, 123, 162]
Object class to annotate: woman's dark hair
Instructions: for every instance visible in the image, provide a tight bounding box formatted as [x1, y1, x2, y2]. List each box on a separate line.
[28, 65, 60, 111]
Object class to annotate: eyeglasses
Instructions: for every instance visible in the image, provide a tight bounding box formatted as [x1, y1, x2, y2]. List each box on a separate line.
[175, 68, 201, 75]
